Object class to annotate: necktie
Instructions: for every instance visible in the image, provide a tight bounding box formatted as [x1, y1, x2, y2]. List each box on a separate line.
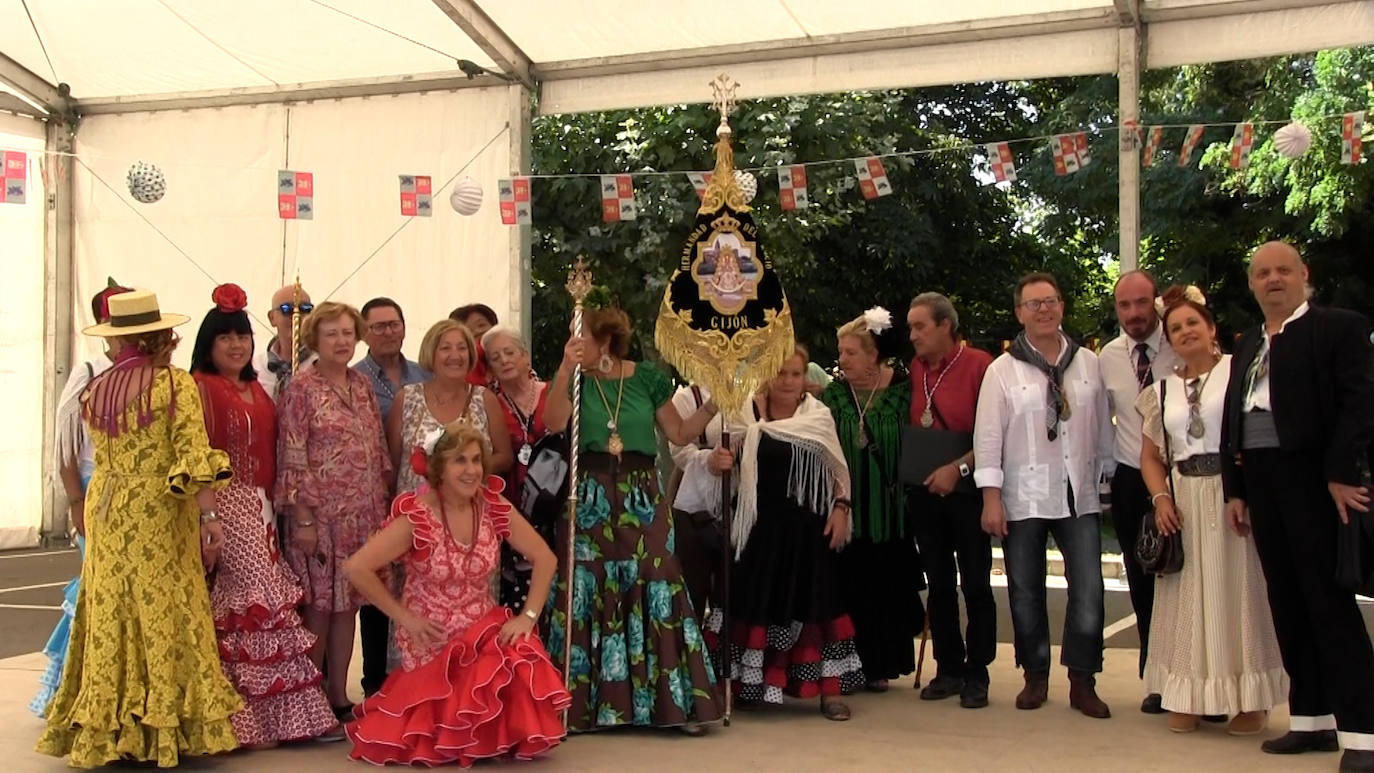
[1244, 338, 1270, 403]
[1134, 342, 1153, 390]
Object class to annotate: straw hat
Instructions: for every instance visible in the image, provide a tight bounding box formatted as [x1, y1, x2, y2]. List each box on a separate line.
[82, 289, 189, 337]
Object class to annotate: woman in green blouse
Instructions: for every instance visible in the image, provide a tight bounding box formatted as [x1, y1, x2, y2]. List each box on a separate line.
[542, 307, 722, 734]
[820, 308, 924, 692]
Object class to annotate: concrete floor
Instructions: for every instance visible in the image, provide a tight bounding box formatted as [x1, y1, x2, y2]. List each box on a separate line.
[0, 642, 1341, 773]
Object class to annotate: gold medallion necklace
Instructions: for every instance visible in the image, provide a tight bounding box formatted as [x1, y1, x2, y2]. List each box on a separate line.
[591, 365, 627, 459]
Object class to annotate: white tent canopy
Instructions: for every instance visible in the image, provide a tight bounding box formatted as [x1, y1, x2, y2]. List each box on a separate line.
[0, 0, 1370, 548]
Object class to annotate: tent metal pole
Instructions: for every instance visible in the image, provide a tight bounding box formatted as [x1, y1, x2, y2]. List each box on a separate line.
[40, 118, 75, 544]
[1117, 20, 1142, 273]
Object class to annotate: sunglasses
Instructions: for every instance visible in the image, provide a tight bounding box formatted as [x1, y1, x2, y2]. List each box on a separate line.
[276, 302, 314, 315]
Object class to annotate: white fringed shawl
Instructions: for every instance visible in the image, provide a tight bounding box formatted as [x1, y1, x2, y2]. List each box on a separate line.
[733, 394, 851, 559]
[52, 357, 111, 481]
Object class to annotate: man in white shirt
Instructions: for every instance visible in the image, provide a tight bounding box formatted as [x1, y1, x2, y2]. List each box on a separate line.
[667, 384, 734, 614]
[974, 272, 1115, 719]
[1098, 270, 1178, 714]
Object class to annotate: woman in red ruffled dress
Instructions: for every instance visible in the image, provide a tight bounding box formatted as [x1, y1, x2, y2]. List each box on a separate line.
[343, 420, 570, 766]
[190, 284, 340, 748]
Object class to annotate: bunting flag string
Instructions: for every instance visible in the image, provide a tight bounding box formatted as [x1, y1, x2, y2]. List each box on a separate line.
[854, 156, 893, 199]
[1342, 111, 1365, 165]
[1051, 134, 1082, 176]
[3, 151, 26, 204]
[1229, 123, 1254, 170]
[399, 174, 433, 217]
[600, 174, 637, 221]
[686, 171, 712, 199]
[1178, 125, 1206, 167]
[778, 164, 808, 209]
[498, 176, 531, 225]
[1142, 126, 1163, 167]
[986, 142, 1017, 182]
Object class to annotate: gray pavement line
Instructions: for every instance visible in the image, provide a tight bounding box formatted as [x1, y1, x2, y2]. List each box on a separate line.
[1103, 613, 1138, 640]
[0, 549, 77, 560]
[0, 581, 69, 593]
[0, 603, 61, 610]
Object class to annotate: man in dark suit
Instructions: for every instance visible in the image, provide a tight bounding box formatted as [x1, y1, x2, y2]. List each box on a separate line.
[1221, 241, 1374, 772]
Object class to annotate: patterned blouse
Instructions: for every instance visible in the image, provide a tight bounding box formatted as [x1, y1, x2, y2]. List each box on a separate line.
[394, 382, 492, 496]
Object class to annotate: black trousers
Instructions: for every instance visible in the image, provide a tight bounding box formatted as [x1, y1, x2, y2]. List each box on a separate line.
[359, 604, 390, 696]
[1110, 464, 1154, 679]
[1243, 448, 1374, 739]
[911, 488, 996, 683]
[672, 508, 722, 616]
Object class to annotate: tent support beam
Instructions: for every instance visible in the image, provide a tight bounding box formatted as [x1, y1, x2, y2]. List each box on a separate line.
[0, 51, 59, 114]
[505, 84, 533, 341]
[40, 118, 75, 543]
[1118, 13, 1142, 273]
[430, 0, 534, 89]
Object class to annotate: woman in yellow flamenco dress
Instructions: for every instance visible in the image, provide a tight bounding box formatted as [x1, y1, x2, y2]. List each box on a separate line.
[37, 289, 244, 768]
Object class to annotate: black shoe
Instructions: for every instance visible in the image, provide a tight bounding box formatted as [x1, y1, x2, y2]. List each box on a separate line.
[1202, 714, 1228, 723]
[920, 673, 964, 701]
[1261, 730, 1340, 755]
[959, 680, 989, 709]
[1341, 749, 1374, 773]
[1140, 693, 1165, 714]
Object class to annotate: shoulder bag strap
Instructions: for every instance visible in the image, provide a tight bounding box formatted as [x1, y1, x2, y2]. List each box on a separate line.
[1160, 378, 1176, 503]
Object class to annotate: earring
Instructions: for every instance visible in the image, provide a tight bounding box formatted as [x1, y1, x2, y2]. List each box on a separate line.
[598, 353, 614, 374]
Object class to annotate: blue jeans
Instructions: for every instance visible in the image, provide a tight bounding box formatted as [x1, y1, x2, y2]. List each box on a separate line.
[1003, 514, 1104, 673]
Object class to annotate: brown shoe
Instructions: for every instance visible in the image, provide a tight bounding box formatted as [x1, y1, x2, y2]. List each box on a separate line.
[1228, 711, 1268, 736]
[1067, 670, 1111, 719]
[1015, 670, 1049, 710]
[1168, 712, 1200, 733]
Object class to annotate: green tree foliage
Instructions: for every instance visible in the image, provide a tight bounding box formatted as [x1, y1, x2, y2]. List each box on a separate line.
[528, 47, 1372, 376]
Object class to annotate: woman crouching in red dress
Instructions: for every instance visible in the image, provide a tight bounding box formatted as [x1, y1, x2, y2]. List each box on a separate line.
[343, 420, 570, 766]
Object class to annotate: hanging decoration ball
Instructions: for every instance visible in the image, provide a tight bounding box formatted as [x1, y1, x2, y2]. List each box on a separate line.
[733, 170, 757, 203]
[449, 176, 483, 215]
[1273, 122, 1312, 159]
[126, 161, 166, 204]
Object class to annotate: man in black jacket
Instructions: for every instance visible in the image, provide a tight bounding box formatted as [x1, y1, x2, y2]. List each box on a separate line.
[1221, 241, 1374, 772]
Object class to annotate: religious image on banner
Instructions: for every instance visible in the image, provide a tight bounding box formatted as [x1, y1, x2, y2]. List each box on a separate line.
[655, 74, 794, 417]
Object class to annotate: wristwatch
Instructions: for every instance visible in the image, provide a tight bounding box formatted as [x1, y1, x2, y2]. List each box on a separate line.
[523, 608, 539, 621]
[958, 462, 971, 478]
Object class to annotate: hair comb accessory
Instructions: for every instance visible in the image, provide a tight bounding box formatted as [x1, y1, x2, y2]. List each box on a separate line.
[1154, 284, 1207, 318]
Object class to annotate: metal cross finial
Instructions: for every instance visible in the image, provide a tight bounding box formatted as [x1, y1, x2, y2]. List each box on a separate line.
[709, 73, 739, 121]
[566, 256, 593, 302]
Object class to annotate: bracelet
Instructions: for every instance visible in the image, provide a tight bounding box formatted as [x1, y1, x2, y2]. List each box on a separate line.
[296, 520, 316, 527]
[522, 607, 538, 621]
[1150, 492, 1172, 505]
[833, 497, 852, 511]
[199, 510, 219, 524]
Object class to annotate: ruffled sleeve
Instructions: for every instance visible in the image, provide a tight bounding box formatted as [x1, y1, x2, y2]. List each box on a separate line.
[1134, 383, 1165, 455]
[383, 491, 440, 562]
[167, 368, 232, 498]
[637, 362, 675, 409]
[480, 475, 513, 540]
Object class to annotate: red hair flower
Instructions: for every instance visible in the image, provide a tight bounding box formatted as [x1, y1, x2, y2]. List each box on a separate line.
[212, 283, 248, 313]
[409, 446, 428, 478]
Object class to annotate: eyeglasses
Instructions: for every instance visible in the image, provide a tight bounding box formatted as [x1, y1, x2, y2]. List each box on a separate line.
[368, 320, 403, 334]
[276, 302, 314, 315]
[1019, 297, 1062, 312]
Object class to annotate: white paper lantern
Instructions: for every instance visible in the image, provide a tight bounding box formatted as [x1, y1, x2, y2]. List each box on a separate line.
[126, 161, 166, 204]
[449, 176, 483, 215]
[734, 170, 757, 203]
[1274, 122, 1312, 159]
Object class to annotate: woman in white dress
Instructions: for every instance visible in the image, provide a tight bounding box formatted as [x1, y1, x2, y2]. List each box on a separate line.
[1136, 285, 1287, 735]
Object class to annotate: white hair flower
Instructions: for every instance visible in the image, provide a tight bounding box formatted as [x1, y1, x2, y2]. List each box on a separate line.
[863, 306, 893, 335]
[421, 428, 445, 456]
[1154, 285, 1208, 318]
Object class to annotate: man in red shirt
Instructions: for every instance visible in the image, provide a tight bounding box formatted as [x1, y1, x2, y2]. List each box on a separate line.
[907, 292, 996, 708]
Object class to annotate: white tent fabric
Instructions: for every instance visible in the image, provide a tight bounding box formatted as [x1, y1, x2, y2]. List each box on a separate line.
[71, 86, 519, 371]
[0, 114, 46, 548]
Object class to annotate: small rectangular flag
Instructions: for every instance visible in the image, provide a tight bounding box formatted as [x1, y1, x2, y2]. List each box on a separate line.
[1179, 125, 1205, 168]
[685, 171, 712, 199]
[854, 157, 891, 199]
[278, 169, 313, 220]
[1051, 134, 1081, 176]
[778, 165, 809, 210]
[1142, 126, 1163, 167]
[600, 174, 636, 222]
[1342, 111, 1365, 165]
[1073, 131, 1091, 168]
[1229, 123, 1254, 170]
[498, 177, 531, 225]
[399, 174, 433, 217]
[3, 151, 26, 204]
[985, 142, 1017, 183]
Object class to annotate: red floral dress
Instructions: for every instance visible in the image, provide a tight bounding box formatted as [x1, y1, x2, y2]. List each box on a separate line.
[196, 373, 338, 745]
[274, 368, 392, 612]
[346, 478, 570, 766]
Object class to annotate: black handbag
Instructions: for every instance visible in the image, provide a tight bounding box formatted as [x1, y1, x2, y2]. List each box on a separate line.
[520, 432, 569, 541]
[1136, 378, 1184, 576]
